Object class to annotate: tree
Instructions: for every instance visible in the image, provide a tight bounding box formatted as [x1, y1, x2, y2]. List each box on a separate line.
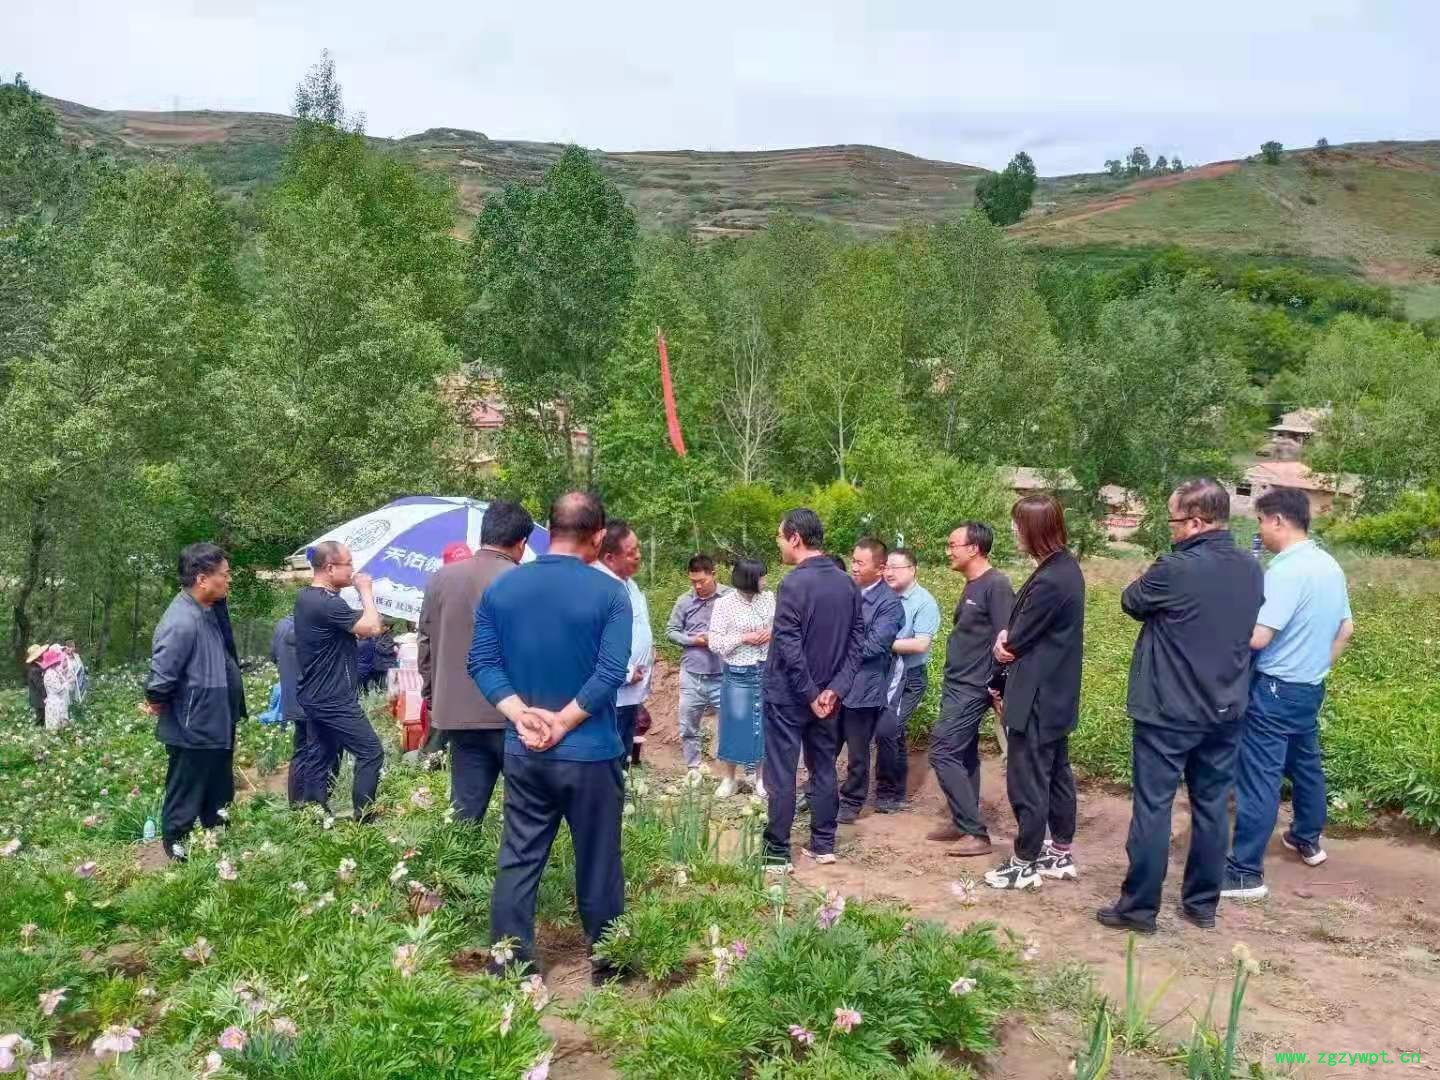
[1315, 137, 1330, 153]
[1260, 141, 1284, 165]
[1104, 159, 1124, 178]
[974, 151, 1037, 226]
[467, 146, 638, 494]
[1170, 156, 1184, 173]
[1155, 155, 1169, 172]
[1126, 146, 1151, 176]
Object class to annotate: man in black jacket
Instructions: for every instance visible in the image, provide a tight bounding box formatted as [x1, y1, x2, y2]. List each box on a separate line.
[762, 508, 863, 870]
[1098, 479, 1264, 932]
[836, 538, 904, 824]
[145, 544, 246, 861]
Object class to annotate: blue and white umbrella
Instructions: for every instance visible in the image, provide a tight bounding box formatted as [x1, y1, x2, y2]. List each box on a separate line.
[305, 496, 549, 621]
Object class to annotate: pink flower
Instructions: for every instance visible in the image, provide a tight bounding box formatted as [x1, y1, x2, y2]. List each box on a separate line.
[392, 943, 419, 978]
[25, 1059, 68, 1078]
[787, 1024, 815, 1046]
[730, 940, 749, 961]
[38, 988, 66, 1016]
[82, 816, 99, 829]
[519, 975, 551, 1010]
[816, 890, 846, 930]
[1, 1033, 35, 1071]
[832, 1007, 862, 1034]
[216, 860, 237, 882]
[2, 838, 23, 858]
[73, 862, 97, 880]
[949, 879, 979, 906]
[19, 925, 37, 942]
[270, 1016, 297, 1039]
[91, 1025, 141, 1058]
[409, 788, 434, 810]
[217, 1027, 247, 1052]
[182, 937, 214, 965]
[949, 977, 977, 996]
[499, 1001, 514, 1037]
[521, 1052, 552, 1080]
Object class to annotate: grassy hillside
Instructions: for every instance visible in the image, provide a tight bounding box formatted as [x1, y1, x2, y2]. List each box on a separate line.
[47, 96, 1440, 290]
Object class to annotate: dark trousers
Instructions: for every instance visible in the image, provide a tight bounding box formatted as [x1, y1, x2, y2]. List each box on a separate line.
[1005, 727, 1077, 862]
[1114, 720, 1240, 924]
[162, 746, 234, 844]
[763, 700, 841, 861]
[490, 753, 625, 965]
[930, 689, 991, 839]
[33, 706, 45, 727]
[304, 701, 384, 817]
[615, 705, 637, 770]
[837, 705, 882, 812]
[289, 717, 341, 807]
[875, 666, 928, 803]
[1228, 674, 1328, 884]
[449, 729, 505, 823]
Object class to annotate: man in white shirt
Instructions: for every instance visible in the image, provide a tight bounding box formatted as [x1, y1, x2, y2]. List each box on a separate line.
[598, 519, 653, 768]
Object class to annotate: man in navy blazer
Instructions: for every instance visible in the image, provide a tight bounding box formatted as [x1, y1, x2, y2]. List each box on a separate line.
[762, 508, 863, 870]
[837, 538, 905, 824]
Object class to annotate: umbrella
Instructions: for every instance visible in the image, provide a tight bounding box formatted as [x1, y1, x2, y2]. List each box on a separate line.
[304, 496, 549, 621]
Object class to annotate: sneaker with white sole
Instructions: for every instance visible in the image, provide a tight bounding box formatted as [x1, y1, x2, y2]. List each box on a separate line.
[1282, 832, 1327, 867]
[754, 779, 767, 800]
[801, 847, 837, 865]
[763, 860, 793, 876]
[1220, 871, 1268, 901]
[715, 778, 736, 799]
[984, 855, 1042, 890]
[1034, 844, 1078, 880]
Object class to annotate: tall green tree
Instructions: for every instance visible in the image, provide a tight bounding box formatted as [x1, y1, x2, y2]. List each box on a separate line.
[973, 151, 1037, 226]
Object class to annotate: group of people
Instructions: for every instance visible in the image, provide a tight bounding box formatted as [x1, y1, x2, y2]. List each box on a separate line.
[25, 640, 87, 730]
[141, 475, 1353, 974]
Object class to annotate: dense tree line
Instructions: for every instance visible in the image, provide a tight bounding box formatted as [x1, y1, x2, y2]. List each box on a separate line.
[3, 59, 1436, 672]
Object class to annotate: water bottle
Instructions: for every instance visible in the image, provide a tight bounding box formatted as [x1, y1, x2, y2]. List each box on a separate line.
[143, 817, 156, 842]
[1250, 535, 1263, 560]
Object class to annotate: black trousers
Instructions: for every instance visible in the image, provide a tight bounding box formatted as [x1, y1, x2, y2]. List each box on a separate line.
[763, 700, 841, 861]
[615, 705, 637, 770]
[304, 701, 384, 817]
[287, 717, 339, 807]
[490, 753, 625, 965]
[1005, 727, 1077, 862]
[1113, 720, 1241, 925]
[930, 689, 991, 839]
[837, 705, 882, 812]
[875, 666, 928, 803]
[448, 729, 506, 823]
[162, 746, 234, 844]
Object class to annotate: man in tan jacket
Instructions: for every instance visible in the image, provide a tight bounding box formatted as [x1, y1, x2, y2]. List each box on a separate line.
[418, 500, 534, 821]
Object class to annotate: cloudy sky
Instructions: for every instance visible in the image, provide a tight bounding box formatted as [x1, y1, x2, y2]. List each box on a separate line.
[7, 0, 1435, 174]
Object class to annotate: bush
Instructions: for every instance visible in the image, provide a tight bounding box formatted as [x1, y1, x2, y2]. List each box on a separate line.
[1322, 490, 1440, 557]
[1260, 141, 1284, 165]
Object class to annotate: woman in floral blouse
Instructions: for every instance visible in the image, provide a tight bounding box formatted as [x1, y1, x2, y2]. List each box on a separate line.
[707, 559, 775, 798]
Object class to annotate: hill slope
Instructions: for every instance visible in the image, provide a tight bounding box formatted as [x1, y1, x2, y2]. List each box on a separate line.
[46, 97, 1440, 297]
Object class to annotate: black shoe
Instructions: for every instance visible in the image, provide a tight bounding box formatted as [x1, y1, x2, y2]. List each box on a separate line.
[162, 840, 188, 863]
[1096, 905, 1156, 934]
[837, 805, 859, 825]
[875, 798, 910, 814]
[590, 960, 633, 987]
[1282, 831, 1328, 867]
[1178, 906, 1216, 929]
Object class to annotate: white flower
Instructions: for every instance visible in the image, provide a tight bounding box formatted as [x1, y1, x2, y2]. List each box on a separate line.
[1231, 942, 1253, 965]
[522, 1051, 552, 1080]
[949, 879, 979, 906]
[518, 974, 551, 1010]
[410, 788, 434, 810]
[499, 1001, 514, 1037]
[38, 988, 66, 1016]
[489, 939, 516, 965]
[337, 858, 357, 883]
[674, 868, 689, 887]
[685, 770, 703, 789]
[321, 815, 335, 830]
[182, 937, 214, 965]
[200, 1050, 224, 1076]
[3, 838, 23, 859]
[0, 1033, 35, 1072]
[289, 881, 309, 896]
[949, 977, 977, 996]
[91, 1025, 141, 1057]
[388, 861, 408, 884]
[216, 860, 237, 882]
[1244, 958, 1261, 976]
[392, 943, 419, 978]
[270, 1017, 298, 1039]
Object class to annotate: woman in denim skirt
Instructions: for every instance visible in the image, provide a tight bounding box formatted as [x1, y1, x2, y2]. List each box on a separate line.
[707, 559, 775, 799]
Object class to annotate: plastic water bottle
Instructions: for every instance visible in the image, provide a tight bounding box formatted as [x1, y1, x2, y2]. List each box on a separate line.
[1250, 535, 1263, 560]
[143, 817, 156, 842]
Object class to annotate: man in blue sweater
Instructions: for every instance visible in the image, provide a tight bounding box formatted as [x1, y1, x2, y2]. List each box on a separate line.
[468, 491, 631, 979]
[762, 508, 864, 871]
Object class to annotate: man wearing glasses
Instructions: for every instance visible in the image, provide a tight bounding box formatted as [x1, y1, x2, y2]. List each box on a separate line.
[1098, 479, 1263, 934]
[293, 540, 386, 820]
[875, 548, 941, 813]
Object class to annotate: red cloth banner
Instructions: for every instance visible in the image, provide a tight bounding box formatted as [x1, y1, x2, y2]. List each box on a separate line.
[657, 328, 687, 457]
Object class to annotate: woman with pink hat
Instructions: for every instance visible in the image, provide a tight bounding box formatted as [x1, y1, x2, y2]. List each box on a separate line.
[39, 647, 70, 730]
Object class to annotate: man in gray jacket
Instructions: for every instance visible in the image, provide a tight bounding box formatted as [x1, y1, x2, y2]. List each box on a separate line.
[666, 554, 730, 770]
[418, 500, 533, 821]
[146, 543, 245, 861]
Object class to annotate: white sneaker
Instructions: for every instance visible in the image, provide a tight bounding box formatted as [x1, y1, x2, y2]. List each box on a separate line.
[764, 861, 794, 876]
[715, 779, 736, 799]
[754, 779, 767, 800]
[802, 847, 837, 865]
[984, 856, 1042, 890]
[1034, 844, 1078, 880]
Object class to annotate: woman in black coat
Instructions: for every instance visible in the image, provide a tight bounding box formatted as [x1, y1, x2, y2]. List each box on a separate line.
[985, 494, 1086, 891]
[26, 646, 47, 726]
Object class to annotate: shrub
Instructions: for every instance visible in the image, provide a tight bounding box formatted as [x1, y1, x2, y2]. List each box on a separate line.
[1322, 490, 1440, 557]
[1260, 141, 1284, 165]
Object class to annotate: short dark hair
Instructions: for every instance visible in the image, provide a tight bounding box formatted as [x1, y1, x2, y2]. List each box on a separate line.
[781, 508, 825, 549]
[888, 547, 918, 568]
[731, 558, 767, 595]
[548, 491, 606, 542]
[481, 500, 535, 548]
[600, 518, 636, 558]
[1011, 495, 1068, 559]
[853, 537, 888, 565]
[1173, 478, 1231, 524]
[180, 542, 228, 587]
[830, 553, 847, 572]
[957, 521, 996, 557]
[1255, 487, 1311, 532]
[688, 553, 715, 574]
[309, 540, 345, 572]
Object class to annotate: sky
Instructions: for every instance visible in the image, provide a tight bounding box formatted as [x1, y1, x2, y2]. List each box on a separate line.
[6, 0, 1436, 174]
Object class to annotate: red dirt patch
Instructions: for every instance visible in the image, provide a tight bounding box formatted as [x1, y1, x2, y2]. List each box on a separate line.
[1018, 160, 1242, 233]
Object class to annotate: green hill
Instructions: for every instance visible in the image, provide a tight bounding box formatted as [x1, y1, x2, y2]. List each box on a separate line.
[46, 97, 1440, 307]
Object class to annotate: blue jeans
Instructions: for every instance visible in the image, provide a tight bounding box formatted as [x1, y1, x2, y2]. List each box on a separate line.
[1227, 673, 1328, 884]
[678, 669, 723, 767]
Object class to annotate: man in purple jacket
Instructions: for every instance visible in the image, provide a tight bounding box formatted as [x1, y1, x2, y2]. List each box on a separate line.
[762, 508, 864, 872]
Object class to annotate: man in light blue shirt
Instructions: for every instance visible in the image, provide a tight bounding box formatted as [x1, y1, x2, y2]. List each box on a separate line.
[1224, 488, 1355, 901]
[598, 519, 653, 768]
[874, 547, 943, 812]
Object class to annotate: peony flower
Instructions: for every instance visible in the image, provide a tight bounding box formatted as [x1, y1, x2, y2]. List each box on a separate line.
[393, 943, 419, 978]
[91, 1025, 141, 1058]
[82, 815, 99, 829]
[489, 939, 516, 966]
[787, 1025, 815, 1046]
[25, 1059, 67, 1078]
[217, 1027, 246, 1052]
[730, 940, 749, 961]
[200, 1050, 223, 1076]
[2, 838, 22, 857]
[1, 1033, 35, 1072]
[19, 925, 36, 943]
[336, 858, 357, 883]
[182, 937, 214, 965]
[74, 862, 97, 880]
[270, 1016, 298, 1039]
[521, 1052, 552, 1080]
[216, 860, 237, 882]
[949, 977, 977, 996]
[321, 815, 335, 830]
[289, 881, 309, 896]
[1244, 958, 1261, 976]
[673, 868, 689, 887]
[816, 889, 847, 929]
[388, 861, 408, 885]
[519, 974, 551, 1010]
[832, 1007, 862, 1034]
[499, 1001, 514, 1037]
[409, 788, 434, 810]
[37, 988, 66, 1017]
